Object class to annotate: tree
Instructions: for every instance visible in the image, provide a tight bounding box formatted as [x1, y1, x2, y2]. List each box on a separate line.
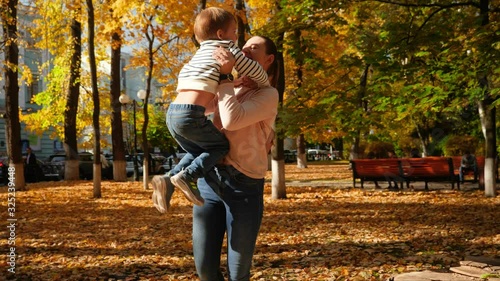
[2, 0, 25, 190]
[86, 0, 102, 197]
[109, 29, 127, 181]
[65, 6, 83, 180]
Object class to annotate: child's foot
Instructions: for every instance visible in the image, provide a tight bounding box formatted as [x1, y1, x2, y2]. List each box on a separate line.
[170, 170, 204, 206]
[151, 175, 175, 213]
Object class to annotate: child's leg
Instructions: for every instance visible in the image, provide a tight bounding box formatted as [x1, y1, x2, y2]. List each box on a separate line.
[166, 104, 228, 205]
[167, 104, 229, 180]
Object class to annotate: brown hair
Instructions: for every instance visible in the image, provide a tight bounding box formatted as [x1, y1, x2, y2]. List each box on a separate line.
[194, 7, 236, 42]
[258, 36, 280, 88]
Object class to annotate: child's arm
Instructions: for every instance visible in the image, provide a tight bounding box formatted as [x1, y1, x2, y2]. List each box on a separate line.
[227, 41, 269, 86]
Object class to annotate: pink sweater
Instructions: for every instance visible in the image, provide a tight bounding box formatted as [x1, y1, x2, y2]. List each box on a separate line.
[211, 83, 278, 179]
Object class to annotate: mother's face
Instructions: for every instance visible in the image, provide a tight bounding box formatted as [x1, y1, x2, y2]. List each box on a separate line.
[241, 36, 274, 71]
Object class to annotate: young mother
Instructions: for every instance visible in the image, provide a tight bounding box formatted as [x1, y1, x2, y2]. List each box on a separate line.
[152, 35, 279, 280]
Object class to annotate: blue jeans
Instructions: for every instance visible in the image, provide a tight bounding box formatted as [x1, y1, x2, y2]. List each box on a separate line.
[167, 104, 229, 179]
[193, 165, 264, 281]
[459, 165, 478, 182]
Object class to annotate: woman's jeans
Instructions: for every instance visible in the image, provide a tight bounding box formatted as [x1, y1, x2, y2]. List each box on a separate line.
[166, 104, 229, 179]
[193, 165, 264, 281]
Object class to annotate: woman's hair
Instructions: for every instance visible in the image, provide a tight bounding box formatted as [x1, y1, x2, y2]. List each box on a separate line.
[258, 36, 280, 88]
[194, 7, 236, 42]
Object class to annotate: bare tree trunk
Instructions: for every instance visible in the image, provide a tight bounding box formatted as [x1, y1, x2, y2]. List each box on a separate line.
[478, 96, 496, 197]
[87, 0, 101, 197]
[271, 47, 286, 199]
[350, 64, 370, 161]
[3, 0, 25, 190]
[477, 0, 496, 197]
[235, 0, 249, 49]
[350, 133, 360, 160]
[141, 17, 157, 190]
[296, 134, 307, 168]
[64, 14, 82, 180]
[110, 31, 127, 181]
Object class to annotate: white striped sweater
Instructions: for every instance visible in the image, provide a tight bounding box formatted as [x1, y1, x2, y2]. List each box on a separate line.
[177, 40, 269, 94]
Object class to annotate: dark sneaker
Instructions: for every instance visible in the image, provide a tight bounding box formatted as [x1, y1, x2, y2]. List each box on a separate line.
[170, 170, 204, 206]
[151, 175, 175, 214]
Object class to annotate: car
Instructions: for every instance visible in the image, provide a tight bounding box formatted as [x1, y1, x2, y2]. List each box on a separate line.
[42, 155, 65, 181]
[126, 154, 143, 177]
[0, 156, 9, 185]
[78, 152, 114, 180]
[125, 154, 175, 177]
[307, 149, 331, 161]
[46, 152, 113, 180]
[37, 159, 64, 181]
[284, 150, 297, 163]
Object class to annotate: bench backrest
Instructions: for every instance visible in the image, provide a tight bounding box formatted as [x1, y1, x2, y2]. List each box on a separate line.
[400, 157, 454, 177]
[451, 156, 485, 171]
[351, 159, 402, 178]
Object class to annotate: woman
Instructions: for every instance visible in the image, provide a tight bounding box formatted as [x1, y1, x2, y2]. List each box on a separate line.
[195, 35, 279, 281]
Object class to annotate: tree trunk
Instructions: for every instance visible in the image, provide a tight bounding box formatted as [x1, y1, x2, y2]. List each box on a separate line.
[235, 0, 247, 49]
[478, 100, 496, 197]
[350, 131, 361, 160]
[296, 134, 307, 168]
[476, 0, 496, 197]
[3, 0, 25, 190]
[87, 0, 101, 198]
[351, 64, 370, 161]
[141, 18, 156, 190]
[271, 50, 286, 199]
[64, 15, 82, 180]
[110, 31, 127, 181]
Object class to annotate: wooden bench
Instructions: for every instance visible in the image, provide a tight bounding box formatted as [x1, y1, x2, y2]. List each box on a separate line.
[400, 157, 458, 190]
[451, 156, 488, 188]
[350, 159, 404, 188]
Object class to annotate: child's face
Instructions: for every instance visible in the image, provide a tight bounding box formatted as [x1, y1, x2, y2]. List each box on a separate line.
[219, 20, 237, 42]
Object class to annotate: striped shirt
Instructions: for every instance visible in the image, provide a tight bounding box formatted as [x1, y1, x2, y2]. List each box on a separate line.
[177, 40, 269, 94]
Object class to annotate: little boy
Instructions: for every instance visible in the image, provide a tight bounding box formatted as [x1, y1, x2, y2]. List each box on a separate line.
[151, 7, 269, 213]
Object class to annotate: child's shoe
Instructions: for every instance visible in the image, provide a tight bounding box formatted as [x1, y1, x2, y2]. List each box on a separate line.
[151, 175, 175, 213]
[170, 170, 204, 206]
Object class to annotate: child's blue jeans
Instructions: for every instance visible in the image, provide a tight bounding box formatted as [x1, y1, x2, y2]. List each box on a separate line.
[166, 103, 229, 179]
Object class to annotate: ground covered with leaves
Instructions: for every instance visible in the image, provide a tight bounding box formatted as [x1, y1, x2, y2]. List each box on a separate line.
[1, 164, 499, 280]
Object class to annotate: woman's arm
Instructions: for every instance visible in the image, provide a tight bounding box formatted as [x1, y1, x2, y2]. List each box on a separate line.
[217, 83, 278, 131]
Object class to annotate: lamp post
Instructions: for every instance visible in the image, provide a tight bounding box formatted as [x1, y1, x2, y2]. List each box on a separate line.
[119, 90, 146, 181]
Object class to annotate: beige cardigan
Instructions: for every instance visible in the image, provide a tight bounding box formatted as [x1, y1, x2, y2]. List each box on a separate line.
[211, 83, 278, 179]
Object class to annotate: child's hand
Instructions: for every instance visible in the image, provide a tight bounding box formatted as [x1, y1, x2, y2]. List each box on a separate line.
[213, 47, 235, 75]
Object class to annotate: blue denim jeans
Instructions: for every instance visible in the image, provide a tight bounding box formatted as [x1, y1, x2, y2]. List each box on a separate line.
[193, 165, 264, 281]
[166, 104, 229, 179]
[459, 165, 478, 182]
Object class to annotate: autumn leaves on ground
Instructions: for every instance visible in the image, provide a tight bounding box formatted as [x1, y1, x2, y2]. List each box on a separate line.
[1, 164, 499, 281]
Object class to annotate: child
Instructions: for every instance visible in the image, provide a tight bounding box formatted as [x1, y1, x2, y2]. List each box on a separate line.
[151, 7, 269, 213]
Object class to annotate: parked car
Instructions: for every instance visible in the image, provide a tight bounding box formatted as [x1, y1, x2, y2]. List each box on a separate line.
[0, 156, 9, 185]
[125, 153, 175, 177]
[284, 150, 297, 163]
[46, 152, 113, 180]
[37, 159, 63, 181]
[42, 155, 65, 181]
[79, 152, 114, 180]
[307, 149, 331, 161]
[126, 154, 143, 177]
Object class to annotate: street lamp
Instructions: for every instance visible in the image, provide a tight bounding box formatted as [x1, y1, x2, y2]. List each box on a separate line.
[119, 90, 146, 181]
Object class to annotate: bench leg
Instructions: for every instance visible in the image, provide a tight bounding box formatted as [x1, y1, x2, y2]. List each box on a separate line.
[424, 181, 429, 191]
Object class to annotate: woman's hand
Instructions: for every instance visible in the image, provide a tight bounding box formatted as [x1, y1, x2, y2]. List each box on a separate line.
[234, 76, 258, 89]
[213, 47, 235, 75]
